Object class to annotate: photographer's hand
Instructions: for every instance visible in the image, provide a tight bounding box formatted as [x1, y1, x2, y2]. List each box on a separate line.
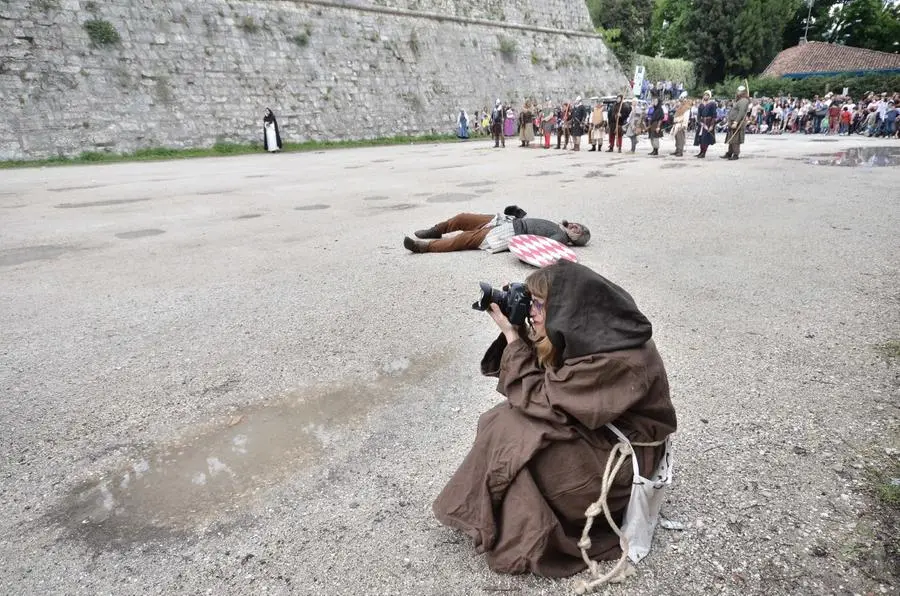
[488, 304, 520, 345]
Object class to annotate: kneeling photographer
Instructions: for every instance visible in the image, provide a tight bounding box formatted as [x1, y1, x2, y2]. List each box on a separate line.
[432, 260, 677, 579]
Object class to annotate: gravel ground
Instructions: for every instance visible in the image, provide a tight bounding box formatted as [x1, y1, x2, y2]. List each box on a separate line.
[1, 134, 897, 596]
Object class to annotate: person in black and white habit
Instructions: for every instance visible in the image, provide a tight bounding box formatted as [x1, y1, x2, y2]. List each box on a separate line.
[263, 108, 283, 152]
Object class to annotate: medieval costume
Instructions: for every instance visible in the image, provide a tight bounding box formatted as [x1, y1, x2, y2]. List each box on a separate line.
[693, 91, 716, 158]
[647, 97, 664, 156]
[607, 96, 631, 152]
[540, 100, 556, 149]
[519, 103, 535, 147]
[490, 100, 505, 148]
[624, 105, 643, 153]
[723, 86, 751, 160]
[403, 210, 590, 254]
[504, 108, 517, 137]
[670, 100, 691, 157]
[432, 260, 677, 577]
[570, 97, 588, 151]
[556, 103, 571, 150]
[457, 110, 470, 139]
[587, 102, 605, 151]
[263, 108, 282, 152]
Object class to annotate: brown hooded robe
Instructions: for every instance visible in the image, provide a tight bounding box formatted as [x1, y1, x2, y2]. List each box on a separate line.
[432, 261, 677, 578]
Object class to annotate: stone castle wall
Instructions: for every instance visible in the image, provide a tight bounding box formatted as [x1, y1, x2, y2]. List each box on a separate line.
[0, 0, 627, 160]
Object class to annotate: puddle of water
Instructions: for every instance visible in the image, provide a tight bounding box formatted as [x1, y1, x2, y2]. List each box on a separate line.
[0, 244, 75, 267]
[371, 203, 421, 211]
[48, 184, 106, 192]
[235, 214, 262, 220]
[47, 356, 434, 549]
[55, 198, 151, 209]
[196, 189, 236, 196]
[807, 146, 900, 167]
[426, 193, 476, 203]
[115, 229, 165, 239]
[294, 204, 330, 211]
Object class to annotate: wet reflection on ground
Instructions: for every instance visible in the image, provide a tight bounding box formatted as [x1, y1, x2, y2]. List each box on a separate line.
[807, 146, 900, 167]
[48, 356, 430, 549]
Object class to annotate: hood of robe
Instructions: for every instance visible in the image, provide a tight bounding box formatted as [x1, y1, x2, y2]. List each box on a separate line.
[542, 260, 652, 360]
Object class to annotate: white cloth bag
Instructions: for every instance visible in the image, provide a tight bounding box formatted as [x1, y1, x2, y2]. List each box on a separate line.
[605, 422, 674, 564]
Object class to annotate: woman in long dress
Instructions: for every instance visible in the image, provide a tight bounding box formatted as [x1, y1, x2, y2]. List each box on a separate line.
[263, 108, 282, 152]
[504, 107, 517, 137]
[457, 110, 470, 139]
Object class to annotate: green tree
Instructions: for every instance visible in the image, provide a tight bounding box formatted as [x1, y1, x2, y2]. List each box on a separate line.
[830, 0, 900, 52]
[585, 0, 655, 56]
[646, 0, 691, 57]
[783, 0, 900, 52]
[683, 0, 802, 83]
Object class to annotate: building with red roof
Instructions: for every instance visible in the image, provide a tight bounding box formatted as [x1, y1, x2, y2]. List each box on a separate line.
[762, 41, 900, 79]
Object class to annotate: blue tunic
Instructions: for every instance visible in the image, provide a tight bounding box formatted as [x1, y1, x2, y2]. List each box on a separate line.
[694, 101, 717, 146]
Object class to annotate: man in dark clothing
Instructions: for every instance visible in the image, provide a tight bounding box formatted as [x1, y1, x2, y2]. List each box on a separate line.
[606, 95, 631, 152]
[490, 99, 505, 148]
[403, 207, 590, 253]
[556, 103, 571, 150]
[569, 97, 589, 151]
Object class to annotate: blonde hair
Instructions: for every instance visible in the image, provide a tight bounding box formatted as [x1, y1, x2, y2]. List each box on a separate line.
[525, 268, 557, 369]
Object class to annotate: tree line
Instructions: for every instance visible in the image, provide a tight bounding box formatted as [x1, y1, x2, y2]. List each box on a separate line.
[585, 0, 900, 85]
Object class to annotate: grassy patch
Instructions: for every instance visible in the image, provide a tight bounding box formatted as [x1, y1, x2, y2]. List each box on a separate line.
[291, 23, 312, 47]
[877, 480, 900, 507]
[0, 134, 459, 169]
[874, 340, 900, 360]
[498, 36, 517, 63]
[83, 19, 120, 46]
[237, 16, 260, 33]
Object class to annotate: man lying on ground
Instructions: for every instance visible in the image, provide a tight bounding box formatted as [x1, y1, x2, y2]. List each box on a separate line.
[403, 206, 591, 254]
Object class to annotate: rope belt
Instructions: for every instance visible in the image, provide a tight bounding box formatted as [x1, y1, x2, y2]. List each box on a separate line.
[573, 438, 666, 595]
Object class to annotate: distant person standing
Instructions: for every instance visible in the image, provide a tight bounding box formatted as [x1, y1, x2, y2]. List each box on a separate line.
[694, 90, 717, 158]
[722, 85, 751, 161]
[569, 97, 589, 151]
[263, 108, 282, 152]
[457, 110, 470, 139]
[606, 94, 631, 153]
[490, 100, 505, 148]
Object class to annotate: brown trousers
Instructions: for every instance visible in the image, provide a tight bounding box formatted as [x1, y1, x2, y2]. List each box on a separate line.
[426, 213, 494, 252]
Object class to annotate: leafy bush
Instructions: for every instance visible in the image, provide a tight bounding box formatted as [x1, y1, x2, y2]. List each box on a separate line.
[238, 16, 259, 33]
[83, 19, 120, 46]
[713, 73, 900, 99]
[630, 54, 696, 92]
[498, 36, 517, 63]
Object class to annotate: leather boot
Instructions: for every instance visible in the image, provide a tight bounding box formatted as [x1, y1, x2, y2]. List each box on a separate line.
[414, 226, 442, 239]
[588, 145, 596, 152]
[403, 236, 430, 253]
[606, 147, 614, 152]
[721, 153, 732, 159]
[617, 147, 622, 153]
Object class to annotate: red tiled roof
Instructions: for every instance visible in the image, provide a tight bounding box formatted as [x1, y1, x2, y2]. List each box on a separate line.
[762, 41, 900, 77]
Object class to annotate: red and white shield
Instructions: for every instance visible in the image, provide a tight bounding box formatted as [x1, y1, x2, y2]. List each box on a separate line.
[508, 234, 578, 268]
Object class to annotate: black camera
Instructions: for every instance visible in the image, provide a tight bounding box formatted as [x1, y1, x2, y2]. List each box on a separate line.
[472, 282, 532, 326]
